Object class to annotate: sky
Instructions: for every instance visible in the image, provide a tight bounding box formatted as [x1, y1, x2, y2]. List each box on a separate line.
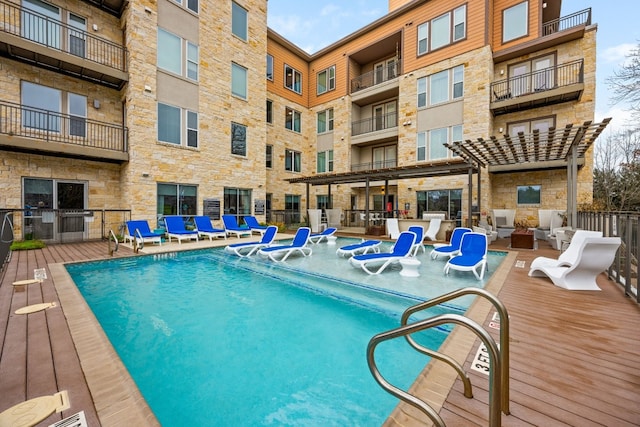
[267, 0, 640, 131]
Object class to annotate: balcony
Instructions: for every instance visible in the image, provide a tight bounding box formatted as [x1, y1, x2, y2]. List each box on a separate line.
[494, 9, 591, 63]
[351, 61, 401, 107]
[351, 112, 398, 145]
[0, 0, 128, 89]
[490, 60, 584, 115]
[351, 159, 397, 172]
[0, 101, 128, 162]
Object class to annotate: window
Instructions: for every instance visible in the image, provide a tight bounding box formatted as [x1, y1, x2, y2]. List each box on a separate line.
[266, 144, 273, 168]
[285, 149, 301, 172]
[187, 42, 199, 81]
[317, 150, 333, 173]
[517, 185, 541, 205]
[317, 66, 335, 94]
[316, 195, 331, 210]
[317, 109, 333, 133]
[503, 2, 528, 42]
[507, 117, 554, 142]
[21, 81, 61, 132]
[68, 92, 87, 137]
[68, 13, 86, 58]
[231, 122, 246, 156]
[266, 54, 273, 80]
[231, 63, 247, 99]
[417, 22, 428, 55]
[420, 65, 464, 107]
[266, 100, 273, 124]
[157, 103, 198, 147]
[417, 189, 462, 221]
[157, 183, 197, 216]
[416, 5, 466, 54]
[285, 194, 301, 222]
[22, 0, 61, 49]
[231, 1, 248, 41]
[224, 187, 252, 217]
[157, 28, 181, 75]
[417, 125, 462, 161]
[172, 0, 198, 13]
[372, 145, 396, 169]
[285, 107, 301, 132]
[284, 65, 302, 94]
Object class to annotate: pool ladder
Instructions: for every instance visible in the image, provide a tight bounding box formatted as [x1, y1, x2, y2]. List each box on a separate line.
[108, 229, 119, 256]
[367, 287, 510, 427]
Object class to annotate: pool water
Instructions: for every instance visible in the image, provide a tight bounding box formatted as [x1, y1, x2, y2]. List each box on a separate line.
[66, 238, 505, 426]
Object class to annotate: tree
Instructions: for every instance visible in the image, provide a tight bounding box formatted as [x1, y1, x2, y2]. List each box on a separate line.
[593, 128, 640, 211]
[607, 41, 640, 121]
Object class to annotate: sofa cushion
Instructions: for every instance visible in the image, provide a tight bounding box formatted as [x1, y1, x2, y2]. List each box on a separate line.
[495, 216, 507, 227]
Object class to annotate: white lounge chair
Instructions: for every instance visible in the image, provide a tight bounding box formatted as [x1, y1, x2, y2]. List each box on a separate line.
[309, 227, 337, 244]
[336, 239, 381, 257]
[408, 225, 425, 256]
[424, 218, 442, 241]
[258, 227, 312, 262]
[225, 225, 278, 257]
[529, 230, 603, 276]
[386, 218, 400, 239]
[349, 231, 415, 275]
[529, 237, 621, 290]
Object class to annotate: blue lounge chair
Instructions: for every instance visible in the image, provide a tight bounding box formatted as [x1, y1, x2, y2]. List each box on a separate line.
[222, 214, 251, 238]
[194, 216, 226, 241]
[258, 227, 312, 262]
[408, 225, 425, 255]
[243, 215, 269, 236]
[430, 227, 472, 260]
[336, 239, 381, 257]
[125, 220, 163, 246]
[443, 232, 488, 280]
[225, 225, 278, 257]
[308, 227, 337, 244]
[164, 216, 199, 244]
[349, 231, 415, 275]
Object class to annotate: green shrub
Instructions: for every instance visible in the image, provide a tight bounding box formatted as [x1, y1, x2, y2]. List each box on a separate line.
[10, 240, 46, 251]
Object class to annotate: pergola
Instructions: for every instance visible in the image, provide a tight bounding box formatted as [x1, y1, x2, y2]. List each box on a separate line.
[286, 119, 611, 229]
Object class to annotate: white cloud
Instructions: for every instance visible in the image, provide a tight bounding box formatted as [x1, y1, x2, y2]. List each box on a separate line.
[596, 104, 635, 129]
[600, 43, 636, 65]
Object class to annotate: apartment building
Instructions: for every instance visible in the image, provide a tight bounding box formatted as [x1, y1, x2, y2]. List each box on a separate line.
[0, 0, 605, 242]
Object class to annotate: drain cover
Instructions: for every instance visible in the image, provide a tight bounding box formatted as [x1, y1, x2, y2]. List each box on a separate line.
[49, 411, 87, 427]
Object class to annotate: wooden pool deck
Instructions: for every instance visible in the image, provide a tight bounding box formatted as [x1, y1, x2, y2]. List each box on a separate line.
[0, 235, 638, 426]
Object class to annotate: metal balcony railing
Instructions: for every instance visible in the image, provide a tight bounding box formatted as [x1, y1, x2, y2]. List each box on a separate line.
[542, 8, 591, 36]
[490, 60, 584, 102]
[351, 160, 397, 171]
[351, 61, 401, 93]
[352, 112, 398, 136]
[0, 0, 127, 72]
[0, 101, 128, 152]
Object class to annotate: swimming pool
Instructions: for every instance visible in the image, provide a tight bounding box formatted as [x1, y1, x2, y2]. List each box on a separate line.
[65, 238, 505, 426]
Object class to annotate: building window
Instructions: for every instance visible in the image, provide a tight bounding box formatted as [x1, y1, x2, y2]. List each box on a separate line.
[157, 28, 181, 75]
[317, 109, 333, 133]
[285, 149, 301, 172]
[517, 185, 541, 205]
[317, 66, 335, 94]
[21, 82, 88, 136]
[317, 150, 333, 173]
[420, 65, 464, 107]
[417, 189, 462, 222]
[285, 194, 301, 222]
[503, 1, 528, 42]
[266, 144, 273, 168]
[68, 92, 87, 137]
[157, 103, 198, 148]
[231, 62, 247, 99]
[507, 117, 555, 138]
[266, 54, 273, 80]
[231, 1, 248, 41]
[231, 122, 246, 156]
[285, 107, 301, 132]
[417, 5, 466, 55]
[157, 183, 197, 216]
[284, 64, 302, 94]
[224, 187, 252, 216]
[417, 125, 462, 161]
[316, 195, 331, 210]
[266, 100, 273, 124]
[187, 42, 199, 81]
[171, 0, 198, 13]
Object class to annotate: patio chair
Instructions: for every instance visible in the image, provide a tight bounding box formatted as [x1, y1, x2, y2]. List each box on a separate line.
[529, 230, 603, 276]
[430, 227, 472, 260]
[408, 225, 425, 255]
[336, 239, 381, 257]
[243, 215, 269, 236]
[386, 218, 400, 239]
[492, 209, 515, 238]
[443, 232, 488, 280]
[124, 220, 163, 246]
[164, 216, 199, 244]
[193, 216, 226, 241]
[349, 231, 415, 275]
[424, 218, 442, 241]
[222, 214, 251, 238]
[325, 209, 342, 229]
[309, 227, 337, 244]
[258, 227, 312, 262]
[307, 209, 323, 232]
[529, 237, 621, 290]
[224, 225, 278, 257]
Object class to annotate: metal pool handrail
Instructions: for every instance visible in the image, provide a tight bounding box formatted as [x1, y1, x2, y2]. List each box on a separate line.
[108, 229, 119, 256]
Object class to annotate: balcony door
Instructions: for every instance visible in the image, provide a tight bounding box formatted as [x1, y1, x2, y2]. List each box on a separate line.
[373, 101, 396, 131]
[372, 145, 396, 169]
[374, 58, 397, 84]
[509, 54, 555, 96]
[57, 181, 87, 242]
[22, 0, 61, 49]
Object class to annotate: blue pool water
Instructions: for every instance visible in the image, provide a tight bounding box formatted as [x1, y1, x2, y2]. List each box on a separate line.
[66, 238, 505, 426]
